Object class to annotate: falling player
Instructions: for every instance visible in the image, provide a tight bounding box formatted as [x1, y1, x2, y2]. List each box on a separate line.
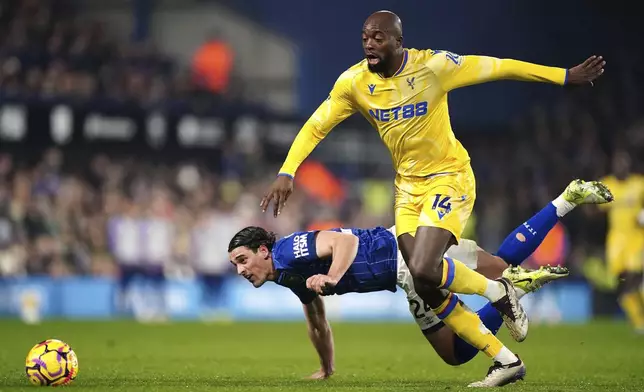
[599, 151, 644, 332]
[241, 180, 613, 387]
[260, 9, 606, 384]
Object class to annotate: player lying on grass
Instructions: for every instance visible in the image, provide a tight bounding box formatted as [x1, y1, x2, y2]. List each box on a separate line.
[231, 179, 613, 387]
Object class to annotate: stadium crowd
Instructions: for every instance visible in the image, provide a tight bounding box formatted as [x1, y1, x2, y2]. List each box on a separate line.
[1, 0, 643, 289]
[0, 0, 238, 106]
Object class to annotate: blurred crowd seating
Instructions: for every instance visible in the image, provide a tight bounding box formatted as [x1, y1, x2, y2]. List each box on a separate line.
[0, 0, 217, 105]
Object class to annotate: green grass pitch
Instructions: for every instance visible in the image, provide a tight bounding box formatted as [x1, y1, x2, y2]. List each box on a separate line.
[0, 320, 642, 391]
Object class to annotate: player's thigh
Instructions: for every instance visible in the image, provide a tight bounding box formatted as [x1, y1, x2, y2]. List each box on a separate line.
[607, 233, 629, 276]
[418, 169, 476, 242]
[394, 185, 422, 238]
[624, 235, 644, 273]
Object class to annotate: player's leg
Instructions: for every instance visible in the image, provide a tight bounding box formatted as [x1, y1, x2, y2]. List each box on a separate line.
[399, 278, 508, 367]
[447, 238, 569, 294]
[395, 229, 525, 387]
[637, 236, 644, 333]
[496, 179, 613, 265]
[611, 234, 644, 332]
[409, 267, 566, 366]
[397, 216, 518, 358]
[402, 285, 545, 386]
[397, 168, 528, 343]
[118, 264, 140, 315]
[404, 293, 506, 367]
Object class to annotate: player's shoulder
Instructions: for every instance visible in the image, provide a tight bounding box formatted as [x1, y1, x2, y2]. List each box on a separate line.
[272, 232, 295, 258]
[274, 230, 316, 259]
[407, 48, 463, 65]
[336, 60, 369, 84]
[406, 48, 433, 62]
[274, 231, 306, 248]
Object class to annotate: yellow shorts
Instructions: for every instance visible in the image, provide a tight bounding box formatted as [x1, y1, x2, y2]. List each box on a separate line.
[606, 232, 644, 276]
[394, 165, 476, 242]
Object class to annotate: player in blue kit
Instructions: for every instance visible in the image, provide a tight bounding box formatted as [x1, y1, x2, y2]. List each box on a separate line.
[230, 179, 613, 387]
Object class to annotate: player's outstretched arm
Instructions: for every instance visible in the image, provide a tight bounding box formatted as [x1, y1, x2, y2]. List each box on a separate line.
[305, 231, 359, 295]
[260, 73, 356, 217]
[428, 51, 605, 92]
[303, 296, 335, 380]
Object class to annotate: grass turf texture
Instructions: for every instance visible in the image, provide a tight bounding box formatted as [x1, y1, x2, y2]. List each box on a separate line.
[0, 320, 641, 391]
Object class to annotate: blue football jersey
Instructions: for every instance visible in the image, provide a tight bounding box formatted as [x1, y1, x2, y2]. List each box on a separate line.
[271, 226, 399, 304]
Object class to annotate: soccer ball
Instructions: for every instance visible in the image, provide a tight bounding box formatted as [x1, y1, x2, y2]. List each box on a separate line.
[25, 339, 79, 386]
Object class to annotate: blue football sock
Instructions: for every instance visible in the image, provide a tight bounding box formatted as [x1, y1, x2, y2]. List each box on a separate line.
[453, 303, 504, 364]
[495, 203, 559, 266]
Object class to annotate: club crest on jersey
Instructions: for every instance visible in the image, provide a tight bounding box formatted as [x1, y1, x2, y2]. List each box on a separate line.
[368, 84, 376, 95]
[369, 101, 428, 122]
[407, 77, 415, 89]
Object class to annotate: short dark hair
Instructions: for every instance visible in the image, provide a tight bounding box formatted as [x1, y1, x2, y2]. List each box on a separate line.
[228, 226, 277, 253]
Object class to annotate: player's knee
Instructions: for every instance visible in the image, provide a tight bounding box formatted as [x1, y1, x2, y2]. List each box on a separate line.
[408, 258, 443, 288]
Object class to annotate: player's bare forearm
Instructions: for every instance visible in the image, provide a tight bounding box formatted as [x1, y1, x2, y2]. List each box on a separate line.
[303, 297, 334, 376]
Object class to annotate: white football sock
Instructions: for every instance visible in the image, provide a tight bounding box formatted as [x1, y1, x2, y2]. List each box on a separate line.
[494, 346, 520, 365]
[483, 280, 505, 302]
[551, 197, 575, 218]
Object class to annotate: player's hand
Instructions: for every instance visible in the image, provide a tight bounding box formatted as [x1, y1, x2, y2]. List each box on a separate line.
[306, 274, 338, 296]
[260, 175, 294, 217]
[307, 367, 334, 380]
[566, 55, 605, 86]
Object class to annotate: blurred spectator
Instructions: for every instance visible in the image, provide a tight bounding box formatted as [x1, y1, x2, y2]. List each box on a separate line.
[0, 0, 213, 106]
[191, 29, 234, 97]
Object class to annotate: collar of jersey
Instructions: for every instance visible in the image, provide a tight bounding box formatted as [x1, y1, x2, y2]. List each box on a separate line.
[378, 49, 408, 79]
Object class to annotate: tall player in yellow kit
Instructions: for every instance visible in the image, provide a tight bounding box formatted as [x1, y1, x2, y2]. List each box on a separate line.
[600, 151, 644, 333]
[261, 11, 605, 386]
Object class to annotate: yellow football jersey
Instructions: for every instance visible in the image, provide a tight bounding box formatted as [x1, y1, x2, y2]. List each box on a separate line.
[279, 48, 567, 178]
[600, 174, 644, 234]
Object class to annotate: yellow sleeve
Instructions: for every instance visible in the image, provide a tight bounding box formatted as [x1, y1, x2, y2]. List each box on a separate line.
[278, 72, 357, 177]
[426, 51, 568, 92]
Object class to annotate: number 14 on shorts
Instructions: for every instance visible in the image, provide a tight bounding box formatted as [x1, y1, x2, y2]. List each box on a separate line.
[432, 194, 452, 220]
